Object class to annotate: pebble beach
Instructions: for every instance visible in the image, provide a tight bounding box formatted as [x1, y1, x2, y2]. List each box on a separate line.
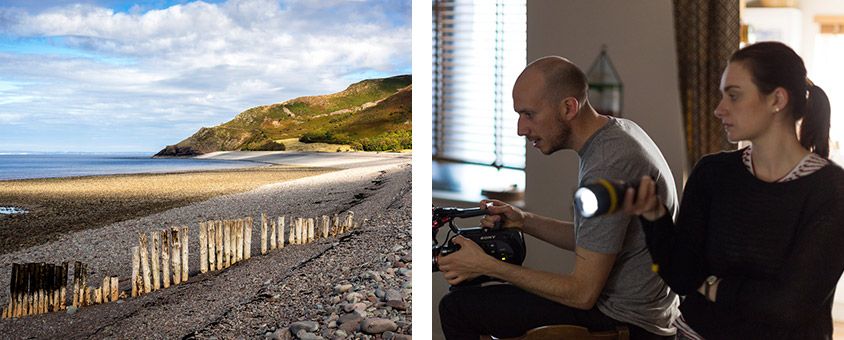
[0, 152, 412, 339]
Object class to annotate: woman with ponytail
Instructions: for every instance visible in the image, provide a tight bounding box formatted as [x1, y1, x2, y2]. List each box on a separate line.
[624, 41, 844, 339]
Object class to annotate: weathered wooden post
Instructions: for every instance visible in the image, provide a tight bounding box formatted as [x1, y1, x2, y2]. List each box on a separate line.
[288, 217, 295, 245]
[37, 263, 46, 312]
[43, 264, 50, 312]
[300, 217, 306, 244]
[29, 264, 36, 315]
[55, 265, 61, 310]
[222, 221, 230, 268]
[215, 221, 223, 269]
[270, 217, 277, 251]
[71, 262, 79, 308]
[110, 277, 118, 302]
[245, 217, 253, 260]
[19, 263, 27, 317]
[80, 263, 89, 307]
[131, 247, 140, 297]
[305, 217, 311, 243]
[60, 262, 67, 311]
[28, 263, 36, 315]
[295, 218, 302, 245]
[42, 263, 50, 313]
[302, 218, 308, 243]
[229, 221, 236, 265]
[151, 231, 161, 291]
[32, 263, 40, 314]
[321, 215, 329, 239]
[303, 218, 309, 243]
[19, 263, 26, 316]
[32, 263, 39, 314]
[235, 219, 243, 262]
[101, 276, 110, 303]
[332, 213, 340, 236]
[161, 230, 171, 289]
[40, 263, 47, 313]
[308, 218, 315, 243]
[277, 216, 285, 249]
[9, 263, 18, 318]
[11, 263, 19, 317]
[171, 227, 181, 285]
[208, 222, 216, 271]
[199, 222, 208, 274]
[85, 285, 91, 308]
[261, 213, 268, 255]
[37, 263, 44, 314]
[12, 263, 21, 317]
[40, 263, 48, 313]
[139, 233, 152, 294]
[49, 264, 57, 311]
[181, 226, 189, 281]
[346, 211, 355, 233]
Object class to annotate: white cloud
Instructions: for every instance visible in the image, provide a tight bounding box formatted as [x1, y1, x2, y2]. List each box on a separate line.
[0, 112, 25, 124]
[0, 0, 410, 151]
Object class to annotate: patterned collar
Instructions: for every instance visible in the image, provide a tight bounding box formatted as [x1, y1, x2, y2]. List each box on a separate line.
[742, 145, 829, 182]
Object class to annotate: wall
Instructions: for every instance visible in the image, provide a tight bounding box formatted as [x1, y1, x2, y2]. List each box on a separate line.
[432, 1, 687, 339]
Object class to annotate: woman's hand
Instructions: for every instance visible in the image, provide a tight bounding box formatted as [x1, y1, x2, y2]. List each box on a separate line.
[622, 176, 667, 221]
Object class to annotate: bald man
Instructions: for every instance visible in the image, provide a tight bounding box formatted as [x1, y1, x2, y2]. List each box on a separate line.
[436, 57, 680, 339]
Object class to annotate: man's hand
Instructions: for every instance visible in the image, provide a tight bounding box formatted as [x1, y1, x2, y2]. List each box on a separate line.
[479, 199, 527, 230]
[436, 236, 497, 285]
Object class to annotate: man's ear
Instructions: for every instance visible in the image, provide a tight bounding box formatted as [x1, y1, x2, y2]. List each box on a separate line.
[560, 97, 579, 121]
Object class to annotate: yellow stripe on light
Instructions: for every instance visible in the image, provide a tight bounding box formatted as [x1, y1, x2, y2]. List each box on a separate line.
[597, 179, 618, 214]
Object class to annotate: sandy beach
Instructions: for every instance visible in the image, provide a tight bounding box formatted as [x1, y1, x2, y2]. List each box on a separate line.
[0, 165, 333, 255]
[0, 151, 412, 339]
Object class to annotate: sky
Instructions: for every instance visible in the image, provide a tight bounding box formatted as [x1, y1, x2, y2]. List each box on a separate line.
[0, 0, 411, 152]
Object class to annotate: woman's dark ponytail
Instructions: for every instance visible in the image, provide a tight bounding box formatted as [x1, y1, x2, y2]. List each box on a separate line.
[801, 83, 831, 158]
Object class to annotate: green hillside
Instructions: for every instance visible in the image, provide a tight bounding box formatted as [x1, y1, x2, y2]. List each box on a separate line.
[155, 75, 411, 156]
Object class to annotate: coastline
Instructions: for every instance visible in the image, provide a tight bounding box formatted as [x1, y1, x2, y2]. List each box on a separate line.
[0, 165, 333, 255]
[0, 155, 412, 339]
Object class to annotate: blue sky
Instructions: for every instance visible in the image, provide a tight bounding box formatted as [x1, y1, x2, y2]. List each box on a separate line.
[0, 0, 411, 152]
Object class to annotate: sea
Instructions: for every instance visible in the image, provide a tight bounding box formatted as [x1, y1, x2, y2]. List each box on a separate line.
[0, 152, 262, 181]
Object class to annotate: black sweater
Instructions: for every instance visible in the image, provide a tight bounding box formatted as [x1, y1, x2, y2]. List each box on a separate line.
[642, 149, 844, 339]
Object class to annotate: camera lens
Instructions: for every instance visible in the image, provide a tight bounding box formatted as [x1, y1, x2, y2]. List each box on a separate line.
[432, 246, 440, 272]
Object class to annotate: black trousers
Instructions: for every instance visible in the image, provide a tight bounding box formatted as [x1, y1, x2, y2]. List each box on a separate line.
[439, 284, 674, 340]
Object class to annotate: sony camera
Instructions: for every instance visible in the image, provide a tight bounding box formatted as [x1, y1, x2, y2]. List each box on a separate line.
[432, 206, 526, 286]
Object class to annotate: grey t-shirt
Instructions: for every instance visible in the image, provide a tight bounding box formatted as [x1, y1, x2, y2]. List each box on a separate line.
[574, 117, 680, 335]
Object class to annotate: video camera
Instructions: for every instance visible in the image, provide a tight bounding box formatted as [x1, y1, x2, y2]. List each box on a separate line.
[432, 206, 526, 286]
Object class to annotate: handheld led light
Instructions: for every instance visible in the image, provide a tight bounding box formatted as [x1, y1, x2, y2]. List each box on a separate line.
[575, 179, 644, 218]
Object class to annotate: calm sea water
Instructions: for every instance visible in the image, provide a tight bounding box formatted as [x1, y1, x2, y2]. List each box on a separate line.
[0, 152, 262, 181]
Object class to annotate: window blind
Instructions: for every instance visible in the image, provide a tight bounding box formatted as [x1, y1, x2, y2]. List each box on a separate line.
[432, 0, 526, 170]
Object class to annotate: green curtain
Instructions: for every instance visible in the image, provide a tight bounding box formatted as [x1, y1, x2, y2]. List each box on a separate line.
[673, 0, 741, 168]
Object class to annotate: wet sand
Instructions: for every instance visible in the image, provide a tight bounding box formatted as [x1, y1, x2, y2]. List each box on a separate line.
[0, 165, 332, 255]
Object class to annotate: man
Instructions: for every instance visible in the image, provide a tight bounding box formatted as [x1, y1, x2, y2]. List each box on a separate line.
[437, 56, 680, 339]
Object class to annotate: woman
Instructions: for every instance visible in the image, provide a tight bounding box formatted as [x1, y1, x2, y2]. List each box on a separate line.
[624, 41, 844, 339]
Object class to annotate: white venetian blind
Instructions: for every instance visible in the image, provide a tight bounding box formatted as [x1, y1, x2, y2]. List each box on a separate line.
[432, 0, 526, 170]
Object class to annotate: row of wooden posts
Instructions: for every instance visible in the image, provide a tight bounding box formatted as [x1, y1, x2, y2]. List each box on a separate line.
[131, 212, 357, 298]
[1, 262, 120, 319]
[3, 211, 357, 319]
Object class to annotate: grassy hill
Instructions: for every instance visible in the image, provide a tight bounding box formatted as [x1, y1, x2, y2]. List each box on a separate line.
[155, 75, 411, 156]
